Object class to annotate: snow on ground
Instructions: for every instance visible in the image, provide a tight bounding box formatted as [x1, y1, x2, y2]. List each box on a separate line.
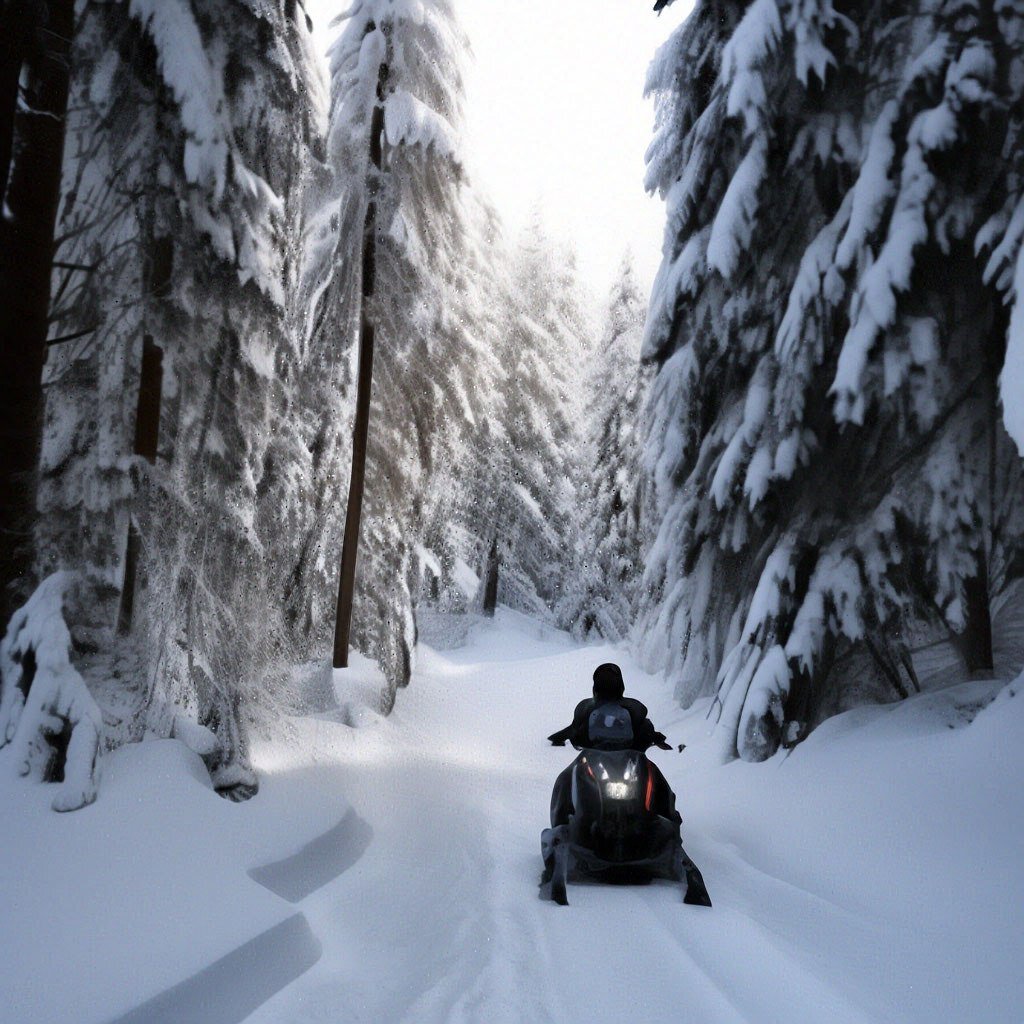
[0, 728, 355, 1024]
[1, 608, 1022, 1023]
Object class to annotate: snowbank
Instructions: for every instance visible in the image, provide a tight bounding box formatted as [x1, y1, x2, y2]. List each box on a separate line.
[665, 676, 1024, 1022]
[0, 726, 352, 1023]
[3, 611, 1021, 1023]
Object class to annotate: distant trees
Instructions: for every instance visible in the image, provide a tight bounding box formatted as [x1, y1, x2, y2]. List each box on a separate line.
[640, 0, 1024, 760]
[559, 255, 651, 641]
[412, 195, 510, 618]
[394, 213, 592, 630]
[480, 220, 590, 617]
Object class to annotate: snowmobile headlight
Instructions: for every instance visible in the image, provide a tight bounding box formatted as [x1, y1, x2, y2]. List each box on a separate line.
[604, 781, 634, 800]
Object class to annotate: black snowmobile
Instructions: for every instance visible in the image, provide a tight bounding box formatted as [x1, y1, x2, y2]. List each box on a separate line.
[540, 736, 712, 908]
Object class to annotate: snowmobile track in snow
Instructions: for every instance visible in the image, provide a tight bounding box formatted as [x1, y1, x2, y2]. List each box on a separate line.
[108, 913, 321, 1024]
[103, 612, 1022, 1024]
[248, 808, 373, 903]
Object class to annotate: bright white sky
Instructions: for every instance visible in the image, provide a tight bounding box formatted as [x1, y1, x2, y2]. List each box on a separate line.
[305, 1, 693, 295]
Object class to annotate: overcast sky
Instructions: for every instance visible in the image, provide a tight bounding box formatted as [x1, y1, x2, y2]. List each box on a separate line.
[305, 1, 692, 296]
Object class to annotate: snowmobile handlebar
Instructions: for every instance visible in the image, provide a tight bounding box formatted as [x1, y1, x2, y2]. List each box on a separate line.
[548, 733, 674, 752]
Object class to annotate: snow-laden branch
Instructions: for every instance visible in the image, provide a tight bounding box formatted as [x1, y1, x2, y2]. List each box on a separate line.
[125, 0, 285, 303]
[384, 89, 460, 165]
[832, 40, 997, 422]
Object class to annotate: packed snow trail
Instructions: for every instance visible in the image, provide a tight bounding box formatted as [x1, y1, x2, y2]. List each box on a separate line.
[247, 615, 759, 1024]
[3, 609, 1020, 1022]
[240, 611, 1023, 1024]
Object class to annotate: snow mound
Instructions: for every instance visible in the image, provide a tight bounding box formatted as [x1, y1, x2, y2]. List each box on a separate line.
[0, 732, 351, 1023]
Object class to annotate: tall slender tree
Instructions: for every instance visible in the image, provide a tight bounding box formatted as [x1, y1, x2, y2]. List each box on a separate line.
[558, 254, 651, 641]
[311, 0, 482, 708]
[331, 25, 388, 671]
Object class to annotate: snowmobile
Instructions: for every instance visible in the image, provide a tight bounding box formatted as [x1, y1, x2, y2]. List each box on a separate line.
[540, 744, 712, 907]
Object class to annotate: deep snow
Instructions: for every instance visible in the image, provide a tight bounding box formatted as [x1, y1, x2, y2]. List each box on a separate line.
[1, 608, 1021, 1023]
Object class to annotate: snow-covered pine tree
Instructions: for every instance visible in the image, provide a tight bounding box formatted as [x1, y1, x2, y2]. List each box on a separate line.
[481, 219, 590, 618]
[7, 0, 326, 807]
[640, 0, 1024, 762]
[558, 254, 652, 641]
[414, 194, 511, 617]
[989, 1, 1024, 450]
[310, 0, 488, 710]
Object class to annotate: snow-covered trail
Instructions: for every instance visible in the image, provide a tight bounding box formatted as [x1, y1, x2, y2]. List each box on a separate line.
[2, 609, 1020, 1023]
[243, 612, 893, 1024]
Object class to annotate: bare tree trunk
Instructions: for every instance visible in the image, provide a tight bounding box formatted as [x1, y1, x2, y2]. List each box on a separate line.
[956, 305, 1000, 680]
[959, 556, 994, 678]
[117, 333, 164, 634]
[0, 0, 37, 202]
[117, 228, 171, 634]
[0, 0, 73, 628]
[332, 51, 389, 669]
[482, 536, 499, 617]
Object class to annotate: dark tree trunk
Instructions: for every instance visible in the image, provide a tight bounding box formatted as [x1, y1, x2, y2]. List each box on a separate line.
[955, 319, 999, 680]
[0, 0, 74, 628]
[482, 537, 499, 617]
[133, 334, 164, 463]
[0, 0, 37, 203]
[959, 557, 994, 678]
[332, 50, 389, 669]
[117, 333, 163, 634]
[116, 229, 170, 635]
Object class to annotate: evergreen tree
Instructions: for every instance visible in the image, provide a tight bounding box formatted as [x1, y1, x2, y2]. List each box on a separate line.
[414, 195, 511, 617]
[559, 254, 652, 642]
[481, 220, 589, 618]
[310, 0, 487, 710]
[5, 0, 326, 806]
[640, 0, 1024, 761]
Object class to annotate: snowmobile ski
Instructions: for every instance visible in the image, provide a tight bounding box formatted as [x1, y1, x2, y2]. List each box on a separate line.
[540, 825, 571, 905]
[682, 861, 712, 907]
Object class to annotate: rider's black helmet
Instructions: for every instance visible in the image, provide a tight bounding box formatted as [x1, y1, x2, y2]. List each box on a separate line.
[592, 663, 625, 700]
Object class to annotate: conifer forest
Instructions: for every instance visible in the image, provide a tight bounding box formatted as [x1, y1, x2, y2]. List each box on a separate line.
[1, 2, 1022, 1021]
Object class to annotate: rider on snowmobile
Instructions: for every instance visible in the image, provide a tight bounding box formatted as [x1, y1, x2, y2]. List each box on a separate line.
[547, 663, 679, 829]
[547, 662, 672, 751]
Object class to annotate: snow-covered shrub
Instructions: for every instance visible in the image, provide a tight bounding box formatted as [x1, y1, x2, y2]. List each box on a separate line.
[641, 0, 1024, 760]
[0, 574, 102, 811]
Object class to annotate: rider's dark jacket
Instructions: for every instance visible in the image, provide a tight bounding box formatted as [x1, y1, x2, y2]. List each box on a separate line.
[547, 696, 663, 751]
